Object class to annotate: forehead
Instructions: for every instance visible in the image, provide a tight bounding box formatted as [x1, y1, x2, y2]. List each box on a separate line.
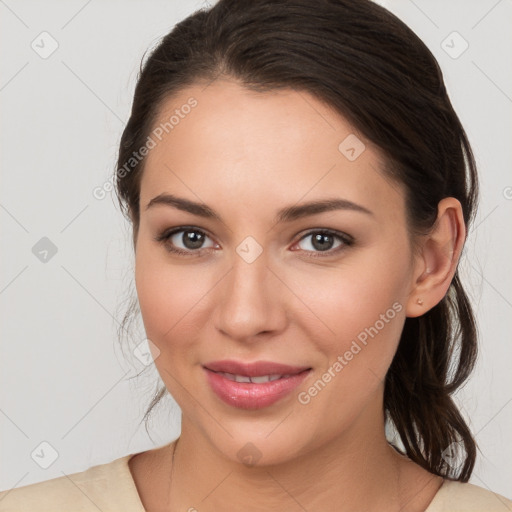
[140, 79, 405, 222]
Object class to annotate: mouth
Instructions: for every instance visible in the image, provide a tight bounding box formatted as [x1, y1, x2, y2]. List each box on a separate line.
[202, 360, 312, 410]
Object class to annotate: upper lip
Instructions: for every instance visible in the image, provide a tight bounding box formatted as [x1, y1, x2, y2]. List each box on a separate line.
[204, 360, 311, 377]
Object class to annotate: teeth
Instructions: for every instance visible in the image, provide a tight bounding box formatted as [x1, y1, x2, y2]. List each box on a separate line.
[219, 372, 288, 383]
[234, 374, 251, 383]
[251, 374, 282, 383]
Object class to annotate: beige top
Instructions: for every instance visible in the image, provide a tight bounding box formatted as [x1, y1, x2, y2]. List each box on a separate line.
[0, 452, 511, 512]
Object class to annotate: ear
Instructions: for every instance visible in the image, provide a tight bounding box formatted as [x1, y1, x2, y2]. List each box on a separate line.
[405, 197, 466, 318]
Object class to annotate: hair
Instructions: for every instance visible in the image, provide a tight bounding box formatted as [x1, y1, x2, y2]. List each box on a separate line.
[114, 0, 479, 481]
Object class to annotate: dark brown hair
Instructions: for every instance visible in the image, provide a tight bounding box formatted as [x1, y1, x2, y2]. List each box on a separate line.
[115, 0, 478, 481]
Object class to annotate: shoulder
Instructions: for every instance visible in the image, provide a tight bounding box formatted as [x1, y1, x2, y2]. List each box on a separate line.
[426, 479, 512, 512]
[0, 453, 145, 512]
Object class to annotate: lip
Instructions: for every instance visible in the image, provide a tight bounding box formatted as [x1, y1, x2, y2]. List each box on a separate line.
[203, 360, 312, 410]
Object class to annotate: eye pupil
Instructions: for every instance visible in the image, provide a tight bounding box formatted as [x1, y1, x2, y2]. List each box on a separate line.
[312, 233, 333, 251]
[183, 230, 204, 249]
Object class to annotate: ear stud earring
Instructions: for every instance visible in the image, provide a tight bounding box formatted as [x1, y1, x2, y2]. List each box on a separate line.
[416, 298, 424, 306]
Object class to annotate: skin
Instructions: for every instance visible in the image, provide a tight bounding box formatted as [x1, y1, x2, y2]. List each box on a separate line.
[128, 79, 466, 511]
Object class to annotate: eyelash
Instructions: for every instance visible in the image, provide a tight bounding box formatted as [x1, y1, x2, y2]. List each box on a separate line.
[154, 225, 354, 259]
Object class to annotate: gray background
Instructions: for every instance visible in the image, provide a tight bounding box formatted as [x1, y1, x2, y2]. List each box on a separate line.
[1, 0, 511, 499]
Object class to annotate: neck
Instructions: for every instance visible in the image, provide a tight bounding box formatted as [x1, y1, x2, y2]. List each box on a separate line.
[166, 401, 440, 511]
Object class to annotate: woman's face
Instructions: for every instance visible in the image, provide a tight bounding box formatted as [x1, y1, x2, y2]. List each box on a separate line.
[135, 79, 420, 465]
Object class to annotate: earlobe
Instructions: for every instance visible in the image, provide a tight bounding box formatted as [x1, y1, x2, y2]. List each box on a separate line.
[406, 197, 466, 318]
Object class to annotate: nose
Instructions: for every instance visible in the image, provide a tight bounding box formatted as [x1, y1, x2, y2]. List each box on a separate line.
[213, 252, 288, 342]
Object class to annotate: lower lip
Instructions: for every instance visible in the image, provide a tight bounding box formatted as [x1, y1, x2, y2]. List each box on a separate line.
[203, 368, 311, 410]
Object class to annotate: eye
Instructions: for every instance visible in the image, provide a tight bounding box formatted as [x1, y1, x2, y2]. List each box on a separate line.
[154, 226, 218, 256]
[292, 229, 353, 257]
[155, 226, 354, 258]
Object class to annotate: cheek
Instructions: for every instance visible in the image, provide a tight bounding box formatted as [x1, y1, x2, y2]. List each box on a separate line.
[299, 247, 408, 343]
[290, 254, 408, 435]
[134, 243, 212, 355]
[294, 243, 409, 393]
[134, 247, 218, 405]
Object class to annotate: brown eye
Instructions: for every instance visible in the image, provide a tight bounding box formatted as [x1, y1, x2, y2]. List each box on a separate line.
[155, 227, 217, 256]
[174, 229, 207, 250]
[294, 230, 353, 256]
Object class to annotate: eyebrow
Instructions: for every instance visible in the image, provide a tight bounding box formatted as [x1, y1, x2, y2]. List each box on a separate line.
[145, 193, 374, 223]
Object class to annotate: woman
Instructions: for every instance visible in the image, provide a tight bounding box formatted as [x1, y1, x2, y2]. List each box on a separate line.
[1, 0, 510, 510]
